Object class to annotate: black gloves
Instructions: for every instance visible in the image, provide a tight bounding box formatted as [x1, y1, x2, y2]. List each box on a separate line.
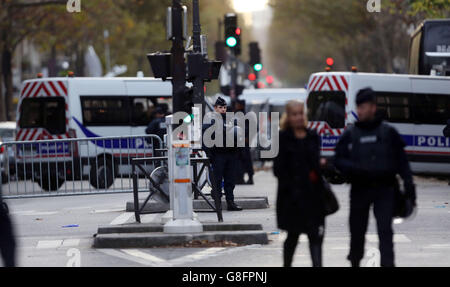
[404, 183, 417, 206]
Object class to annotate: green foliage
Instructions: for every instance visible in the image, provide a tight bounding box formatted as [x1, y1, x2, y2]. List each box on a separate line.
[267, 0, 448, 87]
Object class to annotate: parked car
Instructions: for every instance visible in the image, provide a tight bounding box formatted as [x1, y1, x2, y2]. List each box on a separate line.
[0, 121, 16, 183]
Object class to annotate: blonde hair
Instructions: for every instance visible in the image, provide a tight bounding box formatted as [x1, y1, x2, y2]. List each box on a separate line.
[280, 100, 308, 131]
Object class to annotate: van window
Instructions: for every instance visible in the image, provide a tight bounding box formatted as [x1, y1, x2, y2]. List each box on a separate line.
[81, 97, 130, 126]
[412, 93, 450, 125]
[307, 91, 346, 129]
[19, 98, 66, 134]
[131, 97, 156, 126]
[375, 92, 411, 123]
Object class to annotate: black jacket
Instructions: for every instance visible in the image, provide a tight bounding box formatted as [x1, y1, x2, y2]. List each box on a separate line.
[202, 113, 239, 156]
[444, 120, 450, 138]
[273, 128, 325, 232]
[334, 119, 415, 199]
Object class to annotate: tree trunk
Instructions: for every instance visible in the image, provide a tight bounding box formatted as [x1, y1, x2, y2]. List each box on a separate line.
[0, 53, 5, 122]
[48, 44, 57, 77]
[1, 48, 13, 121]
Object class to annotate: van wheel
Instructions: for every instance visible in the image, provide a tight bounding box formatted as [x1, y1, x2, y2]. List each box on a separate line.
[37, 169, 65, 192]
[90, 158, 115, 189]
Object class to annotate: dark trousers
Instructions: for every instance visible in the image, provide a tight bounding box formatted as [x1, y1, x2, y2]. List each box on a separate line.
[237, 147, 254, 181]
[0, 207, 16, 267]
[348, 186, 395, 267]
[284, 225, 324, 267]
[210, 152, 237, 203]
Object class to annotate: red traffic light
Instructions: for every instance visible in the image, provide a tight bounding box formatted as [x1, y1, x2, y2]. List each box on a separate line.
[266, 75, 274, 85]
[326, 57, 334, 66]
[248, 73, 256, 81]
[235, 27, 241, 36]
[257, 82, 266, 89]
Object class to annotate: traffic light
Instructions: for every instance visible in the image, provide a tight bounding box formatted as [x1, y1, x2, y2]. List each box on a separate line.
[249, 42, 262, 72]
[326, 57, 334, 70]
[224, 14, 241, 55]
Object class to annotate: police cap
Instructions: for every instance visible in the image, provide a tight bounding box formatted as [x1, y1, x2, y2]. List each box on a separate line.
[214, 97, 227, 107]
[356, 88, 376, 106]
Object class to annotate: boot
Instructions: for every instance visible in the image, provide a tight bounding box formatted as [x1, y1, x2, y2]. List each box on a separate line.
[246, 176, 254, 185]
[227, 201, 243, 211]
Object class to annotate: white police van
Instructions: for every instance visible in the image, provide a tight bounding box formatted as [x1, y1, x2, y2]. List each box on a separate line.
[15, 77, 172, 190]
[306, 71, 450, 176]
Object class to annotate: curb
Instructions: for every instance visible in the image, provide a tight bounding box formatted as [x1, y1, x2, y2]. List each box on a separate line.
[125, 197, 269, 213]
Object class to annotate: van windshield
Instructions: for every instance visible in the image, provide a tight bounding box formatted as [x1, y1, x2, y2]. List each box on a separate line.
[19, 98, 66, 134]
[307, 91, 346, 129]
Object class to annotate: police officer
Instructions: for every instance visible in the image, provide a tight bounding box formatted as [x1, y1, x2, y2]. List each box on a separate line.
[146, 106, 167, 144]
[203, 97, 242, 211]
[334, 88, 416, 267]
[0, 184, 16, 267]
[234, 100, 255, 185]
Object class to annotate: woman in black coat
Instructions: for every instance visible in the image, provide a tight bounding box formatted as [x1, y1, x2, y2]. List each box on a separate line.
[274, 100, 326, 267]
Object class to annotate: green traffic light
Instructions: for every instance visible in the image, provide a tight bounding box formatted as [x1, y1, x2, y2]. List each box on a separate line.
[226, 36, 237, 48]
[183, 114, 193, 124]
[254, 63, 263, 72]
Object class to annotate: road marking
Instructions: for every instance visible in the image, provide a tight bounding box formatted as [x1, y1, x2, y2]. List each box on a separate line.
[121, 249, 170, 266]
[366, 234, 411, 243]
[101, 245, 259, 267]
[37, 240, 63, 249]
[62, 239, 80, 247]
[98, 249, 157, 267]
[36, 239, 81, 249]
[424, 244, 450, 249]
[110, 212, 134, 225]
[91, 208, 125, 214]
[13, 210, 58, 216]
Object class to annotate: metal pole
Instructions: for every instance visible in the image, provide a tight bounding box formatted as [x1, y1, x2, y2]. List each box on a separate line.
[192, 0, 206, 114]
[171, 0, 187, 116]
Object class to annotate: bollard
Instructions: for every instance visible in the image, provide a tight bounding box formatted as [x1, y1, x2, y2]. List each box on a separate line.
[163, 115, 203, 233]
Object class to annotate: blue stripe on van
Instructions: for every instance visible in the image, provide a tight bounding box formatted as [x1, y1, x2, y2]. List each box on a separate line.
[72, 117, 152, 150]
[320, 134, 450, 149]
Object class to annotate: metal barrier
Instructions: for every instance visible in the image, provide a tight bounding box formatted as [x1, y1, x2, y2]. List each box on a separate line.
[0, 135, 162, 199]
[131, 151, 223, 223]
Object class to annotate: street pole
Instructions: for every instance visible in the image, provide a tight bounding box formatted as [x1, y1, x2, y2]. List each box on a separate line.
[191, 0, 205, 113]
[171, 0, 187, 115]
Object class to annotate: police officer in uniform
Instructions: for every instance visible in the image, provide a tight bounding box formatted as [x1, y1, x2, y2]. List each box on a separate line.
[203, 97, 242, 211]
[0, 185, 16, 267]
[334, 88, 416, 267]
[234, 100, 255, 185]
[146, 106, 167, 145]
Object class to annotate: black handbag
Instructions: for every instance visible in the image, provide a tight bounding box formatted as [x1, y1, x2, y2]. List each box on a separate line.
[319, 176, 339, 216]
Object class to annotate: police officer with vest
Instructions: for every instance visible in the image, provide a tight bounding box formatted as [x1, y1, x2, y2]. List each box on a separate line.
[0, 185, 16, 267]
[334, 88, 416, 267]
[203, 97, 243, 211]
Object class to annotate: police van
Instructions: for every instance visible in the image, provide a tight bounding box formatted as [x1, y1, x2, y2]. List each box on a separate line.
[15, 77, 172, 190]
[306, 71, 450, 176]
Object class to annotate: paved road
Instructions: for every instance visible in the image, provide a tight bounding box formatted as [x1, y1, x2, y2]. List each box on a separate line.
[3, 170, 450, 267]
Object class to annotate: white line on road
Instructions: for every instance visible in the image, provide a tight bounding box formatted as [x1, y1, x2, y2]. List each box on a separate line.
[109, 212, 134, 225]
[62, 239, 80, 247]
[98, 249, 158, 267]
[36, 240, 63, 249]
[366, 234, 411, 243]
[13, 210, 59, 216]
[36, 239, 81, 249]
[121, 249, 171, 266]
[91, 208, 125, 214]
